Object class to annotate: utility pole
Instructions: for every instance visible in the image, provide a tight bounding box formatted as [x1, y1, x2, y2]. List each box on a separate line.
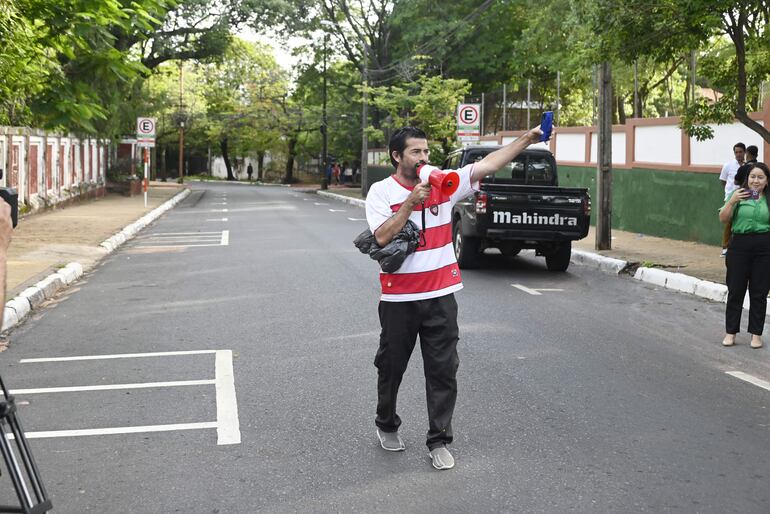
[360, 42, 368, 197]
[321, 31, 328, 186]
[597, 61, 612, 250]
[178, 61, 185, 184]
[633, 60, 639, 117]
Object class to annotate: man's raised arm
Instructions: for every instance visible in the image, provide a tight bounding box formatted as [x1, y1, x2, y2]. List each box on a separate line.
[470, 127, 544, 183]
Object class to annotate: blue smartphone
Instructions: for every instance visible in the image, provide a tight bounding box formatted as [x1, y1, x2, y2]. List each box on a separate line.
[539, 111, 553, 142]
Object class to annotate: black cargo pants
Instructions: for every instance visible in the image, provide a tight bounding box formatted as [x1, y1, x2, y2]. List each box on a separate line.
[374, 294, 459, 450]
[725, 232, 770, 335]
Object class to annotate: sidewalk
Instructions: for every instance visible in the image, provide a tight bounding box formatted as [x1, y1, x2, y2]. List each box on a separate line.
[7, 183, 185, 298]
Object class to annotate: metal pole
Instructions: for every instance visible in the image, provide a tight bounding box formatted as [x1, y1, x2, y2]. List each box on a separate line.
[481, 93, 485, 137]
[502, 84, 507, 132]
[360, 43, 368, 197]
[143, 147, 148, 208]
[527, 79, 531, 127]
[690, 50, 696, 106]
[322, 32, 328, 183]
[633, 60, 639, 117]
[556, 72, 561, 126]
[178, 62, 184, 184]
[597, 62, 612, 250]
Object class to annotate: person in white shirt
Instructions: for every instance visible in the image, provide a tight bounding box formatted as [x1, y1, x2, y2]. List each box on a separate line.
[719, 142, 746, 255]
[365, 125, 542, 470]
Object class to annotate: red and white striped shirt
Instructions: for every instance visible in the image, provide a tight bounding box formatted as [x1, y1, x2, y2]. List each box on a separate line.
[365, 163, 479, 302]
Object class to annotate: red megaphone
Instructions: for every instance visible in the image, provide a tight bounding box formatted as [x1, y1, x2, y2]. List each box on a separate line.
[418, 164, 459, 196]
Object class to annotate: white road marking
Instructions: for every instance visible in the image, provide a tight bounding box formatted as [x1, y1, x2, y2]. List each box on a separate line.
[140, 232, 222, 236]
[142, 236, 222, 241]
[347, 218, 366, 221]
[314, 202, 328, 206]
[512, 284, 564, 295]
[10, 422, 218, 440]
[211, 209, 228, 212]
[21, 350, 217, 363]
[206, 218, 228, 222]
[512, 284, 541, 295]
[329, 209, 346, 212]
[726, 371, 770, 391]
[215, 350, 240, 445]
[220, 230, 230, 246]
[10, 379, 215, 395]
[135, 244, 225, 248]
[18, 349, 241, 445]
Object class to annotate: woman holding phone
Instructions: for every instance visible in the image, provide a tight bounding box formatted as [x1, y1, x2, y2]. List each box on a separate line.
[719, 162, 770, 348]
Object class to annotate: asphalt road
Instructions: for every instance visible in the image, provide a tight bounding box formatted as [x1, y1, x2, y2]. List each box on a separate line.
[0, 182, 768, 513]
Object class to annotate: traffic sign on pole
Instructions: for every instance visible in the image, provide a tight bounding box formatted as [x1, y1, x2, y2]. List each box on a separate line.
[137, 117, 156, 146]
[457, 104, 481, 142]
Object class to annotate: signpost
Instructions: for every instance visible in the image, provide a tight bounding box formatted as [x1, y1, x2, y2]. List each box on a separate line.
[457, 104, 481, 143]
[136, 117, 156, 208]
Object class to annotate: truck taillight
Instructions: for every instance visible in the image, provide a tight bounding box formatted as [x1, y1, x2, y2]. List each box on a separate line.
[475, 192, 487, 214]
[583, 197, 591, 216]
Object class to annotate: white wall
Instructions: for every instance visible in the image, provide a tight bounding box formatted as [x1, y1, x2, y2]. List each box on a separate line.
[690, 120, 765, 165]
[555, 133, 585, 162]
[635, 125, 681, 164]
[589, 132, 627, 165]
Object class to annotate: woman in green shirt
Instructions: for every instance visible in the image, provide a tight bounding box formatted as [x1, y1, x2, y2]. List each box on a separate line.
[719, 162, 770, 349]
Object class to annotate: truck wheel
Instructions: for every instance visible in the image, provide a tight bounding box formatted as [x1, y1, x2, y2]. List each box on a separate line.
[545, 242, 571, 272]
[453, 221, 480, 268]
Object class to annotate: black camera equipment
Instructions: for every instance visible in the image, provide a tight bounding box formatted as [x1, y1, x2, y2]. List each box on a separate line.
[0, 375, 52, 513]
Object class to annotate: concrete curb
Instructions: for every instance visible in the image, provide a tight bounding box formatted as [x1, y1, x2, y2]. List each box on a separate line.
[315, 189, 743, 312]
[1, 189, 190, 332]
[317, 190, 366, 208]
[99, 189, 191, 254]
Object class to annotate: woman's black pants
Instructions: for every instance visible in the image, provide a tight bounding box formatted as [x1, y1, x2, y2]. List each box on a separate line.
[725, 232, 770, 335]
[375, 294, 459, 450]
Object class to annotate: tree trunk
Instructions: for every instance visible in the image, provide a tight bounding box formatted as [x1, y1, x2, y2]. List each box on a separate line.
[257, 151, 265, 181]
[284, 136, 296, 183]
[220, 137, 235, 181]
[616, 95, 626, 125]
[160, 145, 167, 181]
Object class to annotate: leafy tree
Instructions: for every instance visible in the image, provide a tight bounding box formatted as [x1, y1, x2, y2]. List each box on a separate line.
[586, 0, 770, 143]
[367, 74, 471, 164]
[199, 38, 288, 180]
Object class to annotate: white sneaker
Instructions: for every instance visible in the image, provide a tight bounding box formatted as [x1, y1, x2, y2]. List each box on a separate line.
[721, 249, 728, 257]
[428, 445, 455, 470]
[376, 429, 405, 451]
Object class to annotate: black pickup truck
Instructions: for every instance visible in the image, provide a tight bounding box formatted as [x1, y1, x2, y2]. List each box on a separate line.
[444, 145, 590, 271]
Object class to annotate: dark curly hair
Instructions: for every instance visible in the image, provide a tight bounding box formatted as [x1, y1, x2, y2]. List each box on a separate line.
[388, 127, 427, 168]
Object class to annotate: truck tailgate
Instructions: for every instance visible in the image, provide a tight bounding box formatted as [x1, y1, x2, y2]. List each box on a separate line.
[481, 184, 590, 240]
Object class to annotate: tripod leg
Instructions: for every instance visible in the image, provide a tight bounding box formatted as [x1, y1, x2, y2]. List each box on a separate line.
[8, 414, 48, 504]
[0, 424, 33, 511]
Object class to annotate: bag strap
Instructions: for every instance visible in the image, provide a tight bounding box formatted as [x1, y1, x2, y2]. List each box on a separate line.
[419, 201, 427, 247]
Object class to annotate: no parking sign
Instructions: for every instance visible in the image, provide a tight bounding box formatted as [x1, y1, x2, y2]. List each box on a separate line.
[457, 104, 480, 142]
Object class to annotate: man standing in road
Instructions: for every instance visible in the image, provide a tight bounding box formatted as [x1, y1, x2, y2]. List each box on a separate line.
[720, 142, 746, 256]
[365, 125, 542, 470]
